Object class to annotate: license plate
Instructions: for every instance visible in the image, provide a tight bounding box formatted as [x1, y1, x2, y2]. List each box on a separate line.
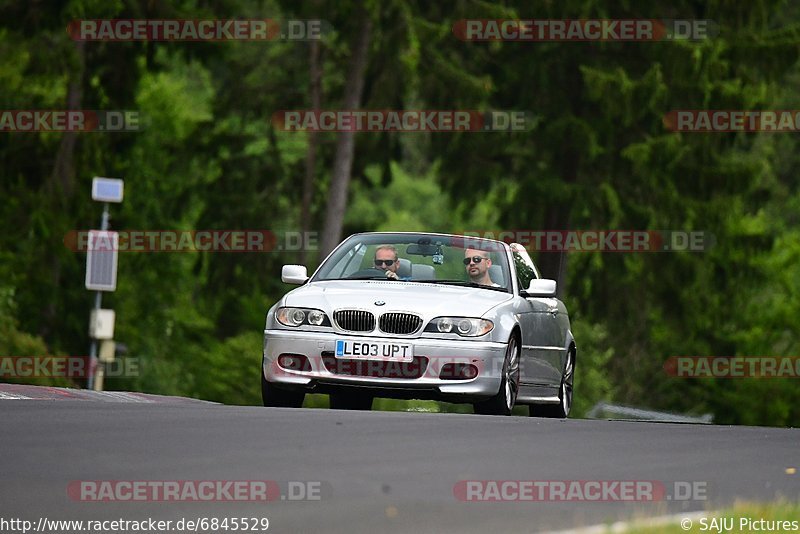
[335, 340, 413, 362]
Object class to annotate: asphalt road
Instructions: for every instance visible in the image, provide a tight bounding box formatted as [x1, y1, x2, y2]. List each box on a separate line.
[1, 388, 798, 533]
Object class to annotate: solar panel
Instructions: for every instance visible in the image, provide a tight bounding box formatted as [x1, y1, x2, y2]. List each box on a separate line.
[85, 230, 118, 291]
[91, 177, 124, 203]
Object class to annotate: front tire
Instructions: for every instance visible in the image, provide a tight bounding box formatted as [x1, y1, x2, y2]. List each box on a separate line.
[261, 372, 305, 408]
[530, 348, 574, 418]
[473, 336, 520, 416]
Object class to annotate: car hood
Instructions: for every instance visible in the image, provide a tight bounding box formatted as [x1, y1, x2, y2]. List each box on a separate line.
[283, 280, 512, 319]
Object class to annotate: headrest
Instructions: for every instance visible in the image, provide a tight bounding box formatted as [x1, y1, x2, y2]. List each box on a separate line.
[397, 258, 412, 278]
[411, 264, 436, 280]
[488, 264, 505, 286]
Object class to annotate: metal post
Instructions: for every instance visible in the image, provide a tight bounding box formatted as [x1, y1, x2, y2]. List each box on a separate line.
[87, 203, 109, 390]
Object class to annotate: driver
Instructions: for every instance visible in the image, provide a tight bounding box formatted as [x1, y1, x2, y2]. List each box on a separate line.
[464, 248, 499, 286]
[374, 245, 409, 280]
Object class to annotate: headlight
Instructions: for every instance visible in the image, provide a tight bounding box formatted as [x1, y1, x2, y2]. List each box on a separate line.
[457, 319, 473, 335]
[291, 309, 306, 324]
[425, 317, 494, 337]
[276, 307, 331, 327]
[308, 310, 325, 325]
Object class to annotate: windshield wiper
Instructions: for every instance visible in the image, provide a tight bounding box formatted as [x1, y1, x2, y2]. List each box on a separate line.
[411, 279, 509, 292]
[411, 279, 469, 285]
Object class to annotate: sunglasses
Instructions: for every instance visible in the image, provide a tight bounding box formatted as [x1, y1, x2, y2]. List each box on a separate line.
[374, 259, 396, 267]
[463, 256, 489, 265]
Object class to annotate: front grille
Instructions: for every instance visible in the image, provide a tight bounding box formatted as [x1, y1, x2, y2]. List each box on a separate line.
[379, 313, 423, 335]
[321, 352, 429, 379]
[333, 310, 375, 332]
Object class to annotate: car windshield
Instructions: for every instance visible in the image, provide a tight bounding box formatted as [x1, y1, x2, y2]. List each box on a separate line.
[313, 233, 512, 292]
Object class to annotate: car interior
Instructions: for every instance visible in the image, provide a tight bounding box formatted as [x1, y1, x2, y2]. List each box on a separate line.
[397, 258, 437, 280]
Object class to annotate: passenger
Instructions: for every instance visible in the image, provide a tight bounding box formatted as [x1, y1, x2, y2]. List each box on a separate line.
[463, 248, 499, 286]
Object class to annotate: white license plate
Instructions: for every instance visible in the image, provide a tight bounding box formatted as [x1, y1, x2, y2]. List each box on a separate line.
[335, 340, 414, 362]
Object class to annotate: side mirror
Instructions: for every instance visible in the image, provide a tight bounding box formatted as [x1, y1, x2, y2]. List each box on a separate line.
[281, 265, 309, 285]
[523, 279, 557, 297]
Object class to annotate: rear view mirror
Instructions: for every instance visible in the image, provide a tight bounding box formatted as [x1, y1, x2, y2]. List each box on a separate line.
[524, 279, 557, 297]
[406, 243, 439, 256]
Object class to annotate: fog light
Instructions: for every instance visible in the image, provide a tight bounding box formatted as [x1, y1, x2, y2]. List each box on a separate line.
[440, 363, 479, 380]
[462, 364, 479, 379]
[277, 354, 311, 372]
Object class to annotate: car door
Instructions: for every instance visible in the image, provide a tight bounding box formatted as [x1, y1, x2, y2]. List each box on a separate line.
[511, 244, 564, 387]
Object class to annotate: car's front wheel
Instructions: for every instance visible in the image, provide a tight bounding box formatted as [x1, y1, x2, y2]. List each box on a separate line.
[261, 373, 305, 408]
[530, 348, 574, 418]
[473, 336, 519, 416]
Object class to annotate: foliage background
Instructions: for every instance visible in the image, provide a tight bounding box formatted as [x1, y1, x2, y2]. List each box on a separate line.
[1, 0, 799, 425]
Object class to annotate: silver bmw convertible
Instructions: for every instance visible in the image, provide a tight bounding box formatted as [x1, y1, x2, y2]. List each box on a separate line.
[261, 232, 576, 417]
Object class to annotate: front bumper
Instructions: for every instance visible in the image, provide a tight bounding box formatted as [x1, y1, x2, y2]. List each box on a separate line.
[263, 329, 507, 401]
